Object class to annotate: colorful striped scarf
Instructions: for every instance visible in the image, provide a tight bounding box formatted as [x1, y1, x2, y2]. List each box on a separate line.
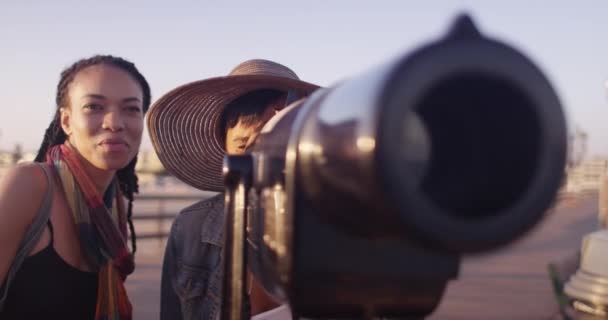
[47, 144, 134, 320]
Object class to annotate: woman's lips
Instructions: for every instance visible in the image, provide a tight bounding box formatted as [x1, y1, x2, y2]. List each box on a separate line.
[99, 138, 128, 152]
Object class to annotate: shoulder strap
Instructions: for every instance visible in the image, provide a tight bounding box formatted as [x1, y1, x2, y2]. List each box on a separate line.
[0, 162, 54, 310]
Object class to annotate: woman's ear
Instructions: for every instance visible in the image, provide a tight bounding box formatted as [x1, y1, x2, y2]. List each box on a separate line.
[59, 107, 72, 136]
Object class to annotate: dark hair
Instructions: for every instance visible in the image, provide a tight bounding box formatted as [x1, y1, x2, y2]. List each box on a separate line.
[34, 55, 152, 254]
[219, 89, 285, 140]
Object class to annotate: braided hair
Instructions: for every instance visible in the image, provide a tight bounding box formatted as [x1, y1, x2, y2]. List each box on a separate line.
[34, 55, 151, 254]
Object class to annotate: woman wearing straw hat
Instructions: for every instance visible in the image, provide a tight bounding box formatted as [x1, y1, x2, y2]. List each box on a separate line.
[147, 59, 319, 320]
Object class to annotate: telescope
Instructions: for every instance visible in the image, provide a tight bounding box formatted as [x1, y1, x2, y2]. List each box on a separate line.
[221, 14, 568, 319]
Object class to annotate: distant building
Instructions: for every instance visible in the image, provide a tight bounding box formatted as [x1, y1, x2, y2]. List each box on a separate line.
[135, 151, 166, 174]
[135, 151, 167, 187]
[2, 145, 603, 196]
[564, 158, 608, 193]
[18, 152, 36, 164]
[0, 152, 12, 166]
[0, 150, 165, 172]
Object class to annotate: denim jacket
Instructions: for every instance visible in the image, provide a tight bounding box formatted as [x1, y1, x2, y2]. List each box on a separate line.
[161, 194, 224, 320]
[160, 195, 344, 320]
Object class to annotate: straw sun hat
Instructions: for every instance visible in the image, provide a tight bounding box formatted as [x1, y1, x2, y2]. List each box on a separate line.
[146, 59, 320, 191]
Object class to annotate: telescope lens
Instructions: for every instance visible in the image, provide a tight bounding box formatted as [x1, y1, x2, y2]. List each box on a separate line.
[414, 73, 540, 219]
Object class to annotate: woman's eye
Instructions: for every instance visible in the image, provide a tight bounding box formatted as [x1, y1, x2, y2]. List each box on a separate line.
[125, 106, 142, 113]
[84, 103, 102, 111]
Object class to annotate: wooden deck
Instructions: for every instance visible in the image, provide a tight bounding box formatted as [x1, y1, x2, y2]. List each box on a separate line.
[126, 194, 598, 320]
[430, 195, 597, 319]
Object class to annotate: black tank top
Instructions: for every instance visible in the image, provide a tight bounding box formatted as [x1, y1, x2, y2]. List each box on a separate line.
[0, 221, 98, 320]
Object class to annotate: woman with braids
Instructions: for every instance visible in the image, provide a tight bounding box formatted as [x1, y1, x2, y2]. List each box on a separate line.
[0, 55, 150, 320]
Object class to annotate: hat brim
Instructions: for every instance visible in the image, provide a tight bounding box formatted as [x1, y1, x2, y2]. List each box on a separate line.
[147, 74, 320, 191]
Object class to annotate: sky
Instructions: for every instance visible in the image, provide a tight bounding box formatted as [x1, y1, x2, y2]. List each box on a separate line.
[1, 1, 607, 156]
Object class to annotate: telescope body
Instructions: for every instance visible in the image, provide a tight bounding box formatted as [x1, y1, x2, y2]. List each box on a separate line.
[222, 15, 568, 319]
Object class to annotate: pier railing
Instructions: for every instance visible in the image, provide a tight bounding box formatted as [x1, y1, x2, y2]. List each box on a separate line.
[133, 193, 212, 240]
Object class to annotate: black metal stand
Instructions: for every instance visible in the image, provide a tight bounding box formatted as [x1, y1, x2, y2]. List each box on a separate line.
[221, 155, 253, 320]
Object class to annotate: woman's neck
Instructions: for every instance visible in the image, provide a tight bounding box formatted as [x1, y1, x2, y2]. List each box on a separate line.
[67, 143, 117, 195]
[83, 162, 116, 196]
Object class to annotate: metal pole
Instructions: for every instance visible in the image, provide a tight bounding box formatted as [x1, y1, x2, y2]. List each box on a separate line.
[221, 155, 253, 320]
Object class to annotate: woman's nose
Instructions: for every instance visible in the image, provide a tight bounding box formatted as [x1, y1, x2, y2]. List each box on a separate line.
[102, 111, 125, 132]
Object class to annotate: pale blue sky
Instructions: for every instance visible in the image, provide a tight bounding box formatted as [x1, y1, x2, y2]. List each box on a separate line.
[1, 1, 607, 155]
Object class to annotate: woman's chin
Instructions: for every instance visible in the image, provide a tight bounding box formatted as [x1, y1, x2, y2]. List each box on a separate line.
[93, 155, 134, 171]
